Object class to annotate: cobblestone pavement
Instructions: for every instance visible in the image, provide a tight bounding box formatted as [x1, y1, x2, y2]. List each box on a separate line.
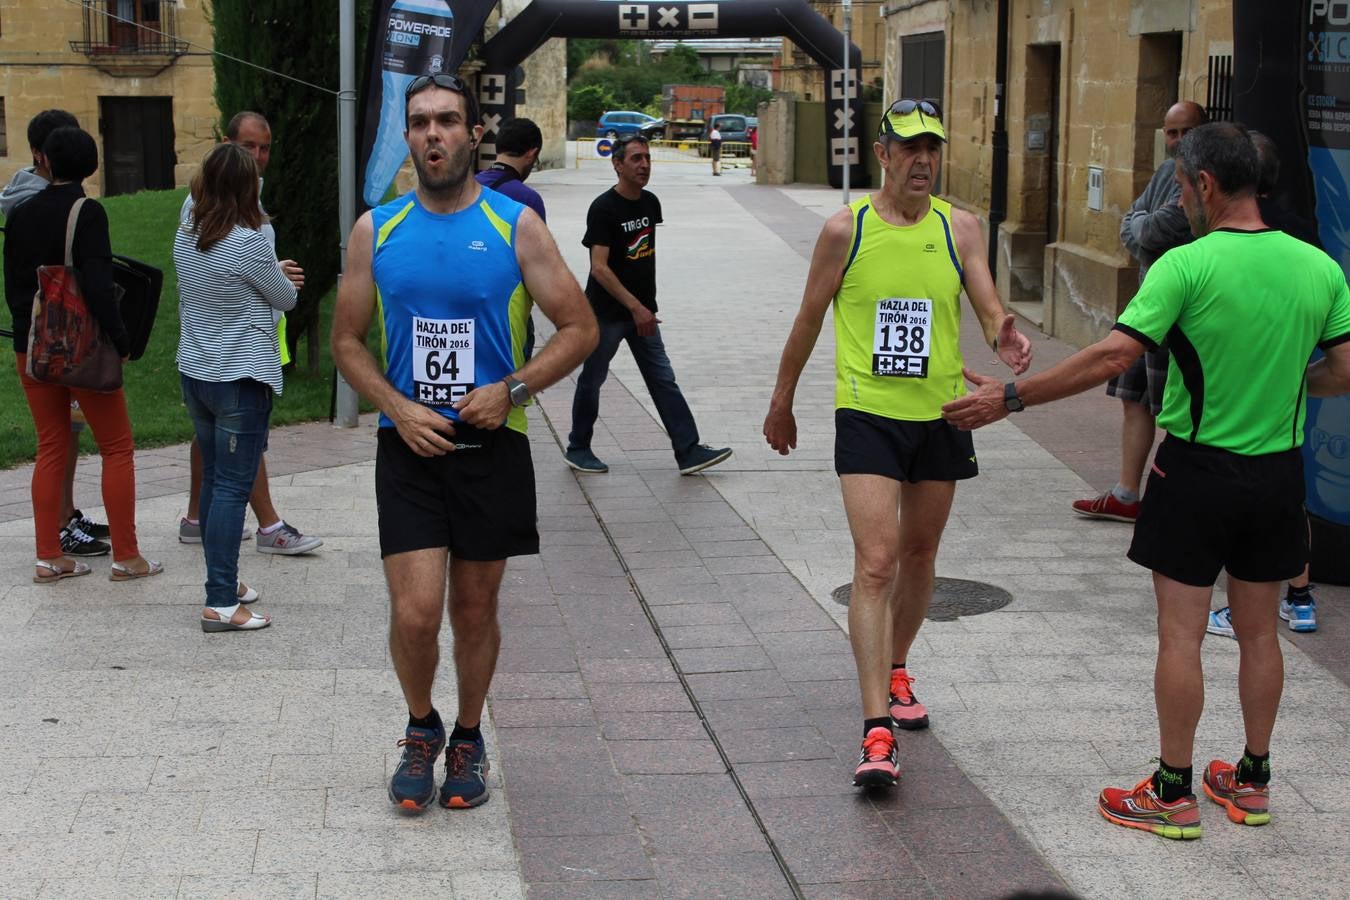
[0, 158, 1345, 898]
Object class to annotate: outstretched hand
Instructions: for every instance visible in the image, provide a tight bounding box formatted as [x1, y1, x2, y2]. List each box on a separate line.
[995, 314, 1033, 375]
[941, 367, 1010, 431]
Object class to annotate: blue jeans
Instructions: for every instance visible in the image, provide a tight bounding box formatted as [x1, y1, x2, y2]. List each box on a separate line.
[568, 317, 699, 458]
[181, 375, 272, 608]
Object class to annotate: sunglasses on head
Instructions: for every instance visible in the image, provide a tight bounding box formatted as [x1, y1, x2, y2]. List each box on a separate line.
[879, 99, 944, 140]
[405, 72, 468, 99]
[888, 99, 942, 118]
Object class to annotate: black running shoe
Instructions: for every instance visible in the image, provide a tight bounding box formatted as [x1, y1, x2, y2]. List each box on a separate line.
[69, 509, 109, 539]
[60, 524, 110, 557]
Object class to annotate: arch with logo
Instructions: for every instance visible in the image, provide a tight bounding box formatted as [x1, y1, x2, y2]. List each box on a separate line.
[476, 0, 867, 189]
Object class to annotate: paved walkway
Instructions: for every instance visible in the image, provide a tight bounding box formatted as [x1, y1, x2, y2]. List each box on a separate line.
[0, 158, 1346, 898]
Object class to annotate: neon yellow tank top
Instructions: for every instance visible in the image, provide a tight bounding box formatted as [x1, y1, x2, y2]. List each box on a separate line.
[833, 194, 965, 421]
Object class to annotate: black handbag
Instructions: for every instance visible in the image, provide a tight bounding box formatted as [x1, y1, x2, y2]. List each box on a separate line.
[111, 253, 162, 362]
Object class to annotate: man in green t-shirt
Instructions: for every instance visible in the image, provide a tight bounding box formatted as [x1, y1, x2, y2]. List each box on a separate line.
[944, 122, 1350, 841]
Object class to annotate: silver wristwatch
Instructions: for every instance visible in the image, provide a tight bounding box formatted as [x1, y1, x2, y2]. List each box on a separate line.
[505, 377, 531, 407]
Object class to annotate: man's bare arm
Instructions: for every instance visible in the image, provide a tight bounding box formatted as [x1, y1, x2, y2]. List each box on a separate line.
[589, 243, 660, 336]
[588, 244, 643, 315]
[514, 210, 598, 388]
[1308, 340, 1350, 397]
[452, 209, 599, 427]
[330, 212, 456, 456]
[943, 330, 1144, 430]
[763, 207, 851, 454]
[952, 209, 1032, 374]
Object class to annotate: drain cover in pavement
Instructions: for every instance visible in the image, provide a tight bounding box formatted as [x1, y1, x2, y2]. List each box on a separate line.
[830, 578, 1013, 621]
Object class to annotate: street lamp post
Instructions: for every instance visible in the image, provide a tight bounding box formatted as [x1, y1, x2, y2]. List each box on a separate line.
[334, 0, 360, 427]
[842, 0, 851, 206]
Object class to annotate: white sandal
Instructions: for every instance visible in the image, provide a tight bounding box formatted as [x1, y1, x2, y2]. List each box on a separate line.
[33, 559, 92, 584]
[237, 581, 259, 604]
[109, 559, 164, 581]
[200, 603, 271, 633]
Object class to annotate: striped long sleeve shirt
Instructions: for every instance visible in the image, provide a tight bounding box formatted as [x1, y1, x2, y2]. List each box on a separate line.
[174, 211, 297, 394]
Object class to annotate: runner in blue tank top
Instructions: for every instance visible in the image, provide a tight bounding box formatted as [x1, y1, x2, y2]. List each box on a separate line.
[333, 73, 597, 816]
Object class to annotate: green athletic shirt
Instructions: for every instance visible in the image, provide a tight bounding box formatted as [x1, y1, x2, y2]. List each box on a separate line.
[834, 194, 965, 420]
[1115, 228, 1350, 455]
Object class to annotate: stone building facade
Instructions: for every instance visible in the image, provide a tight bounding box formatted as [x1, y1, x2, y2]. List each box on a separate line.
[882, 0, 1234, 346]
[0, 0, 217, 198]
[778, 0, 888, 101]
[491, 0, 567, 172]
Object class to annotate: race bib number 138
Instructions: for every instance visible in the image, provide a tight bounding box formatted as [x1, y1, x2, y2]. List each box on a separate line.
[873, 298, 931, 377]
[413, 316, 475, 406]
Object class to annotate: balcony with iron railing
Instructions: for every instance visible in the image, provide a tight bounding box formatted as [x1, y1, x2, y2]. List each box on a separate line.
[69, 1, 188, 76]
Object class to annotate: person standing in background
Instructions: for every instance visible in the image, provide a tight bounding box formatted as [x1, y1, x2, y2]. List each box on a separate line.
[179, 111, 323, 557]
[1, 108, 111, 559]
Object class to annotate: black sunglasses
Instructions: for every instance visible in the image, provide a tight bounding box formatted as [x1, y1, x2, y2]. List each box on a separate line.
[405, 72, 468, 99]
[887, 98, 942, 118]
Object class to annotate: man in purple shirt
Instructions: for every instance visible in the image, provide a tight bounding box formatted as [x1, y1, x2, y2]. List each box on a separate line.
[476, 117, 546, 221]
[477, 117, 546, 357]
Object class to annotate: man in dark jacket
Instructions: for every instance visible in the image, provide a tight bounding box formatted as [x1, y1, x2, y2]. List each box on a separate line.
[1071, 100, 1207, 523]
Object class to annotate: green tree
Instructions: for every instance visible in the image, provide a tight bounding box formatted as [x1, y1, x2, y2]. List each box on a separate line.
[567, 38, 623, 74]
[661, 44, 706, 83]
[569, 83, 615, 123]
[725, 82, 773, 116]
[208, 1, 372, 371]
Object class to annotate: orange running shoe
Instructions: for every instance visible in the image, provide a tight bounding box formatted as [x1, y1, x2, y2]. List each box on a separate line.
[889, 668, 929, 730]
[1202, 760, 1270, 826]
[852, 726, 900, 788]
[1098, 774, 1201, 840]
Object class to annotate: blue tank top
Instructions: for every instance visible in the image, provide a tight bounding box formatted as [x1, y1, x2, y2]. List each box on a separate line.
[371, 188, 533, 434]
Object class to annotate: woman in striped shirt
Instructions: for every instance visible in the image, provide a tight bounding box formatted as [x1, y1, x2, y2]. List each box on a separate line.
[175, 142, 298, 633]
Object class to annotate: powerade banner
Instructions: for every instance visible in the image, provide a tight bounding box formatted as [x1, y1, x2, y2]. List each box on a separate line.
[1302, 0, 1350, 526]
[357, 0, 495, 210]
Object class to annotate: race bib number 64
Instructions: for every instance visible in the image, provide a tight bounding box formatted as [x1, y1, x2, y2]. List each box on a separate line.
[873, 298, 931, 377]
[413, 316, 475, 406]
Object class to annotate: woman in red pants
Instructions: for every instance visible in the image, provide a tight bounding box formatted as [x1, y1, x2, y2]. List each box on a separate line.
[3, 126, 159, 583]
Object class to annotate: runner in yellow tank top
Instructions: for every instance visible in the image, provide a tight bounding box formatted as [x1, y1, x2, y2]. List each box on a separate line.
[763, 100, 1033, 790]
[834, 193, 966, 420]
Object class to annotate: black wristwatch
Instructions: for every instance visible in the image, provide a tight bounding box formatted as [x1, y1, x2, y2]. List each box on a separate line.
[505, 377, 531, 407]
[1003, 382, 1025, 413]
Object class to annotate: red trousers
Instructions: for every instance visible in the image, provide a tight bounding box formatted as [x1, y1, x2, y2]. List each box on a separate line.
[16, 353, 140, 561]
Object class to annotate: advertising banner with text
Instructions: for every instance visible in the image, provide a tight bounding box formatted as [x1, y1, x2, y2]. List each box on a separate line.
[357, 0, 495, 210]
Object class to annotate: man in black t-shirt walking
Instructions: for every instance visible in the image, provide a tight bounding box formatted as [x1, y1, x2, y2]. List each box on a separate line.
[565, 136, 732, 475]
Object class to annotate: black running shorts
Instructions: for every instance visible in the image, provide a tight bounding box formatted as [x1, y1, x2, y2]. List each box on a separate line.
[375, 425, 539, 560]
[1128, 435, 1308, 586]
[834, 409, 978, 482]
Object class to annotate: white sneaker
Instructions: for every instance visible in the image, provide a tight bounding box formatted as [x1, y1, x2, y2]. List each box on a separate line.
[1206, 606, 1235, 639]
[255, 522, 323, 555]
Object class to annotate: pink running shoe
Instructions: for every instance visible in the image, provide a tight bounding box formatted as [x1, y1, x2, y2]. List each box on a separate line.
[852, 726, 899, 788]
[889, 667, 930, 730]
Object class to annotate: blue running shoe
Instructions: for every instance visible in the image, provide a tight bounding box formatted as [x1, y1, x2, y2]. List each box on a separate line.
[1206, 606, 1235, 639]
[388, 724, 445, 812]
[563, 448, 608, 474]
[1280, 595, 1317, 633]
[440, 738, 490, 809]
